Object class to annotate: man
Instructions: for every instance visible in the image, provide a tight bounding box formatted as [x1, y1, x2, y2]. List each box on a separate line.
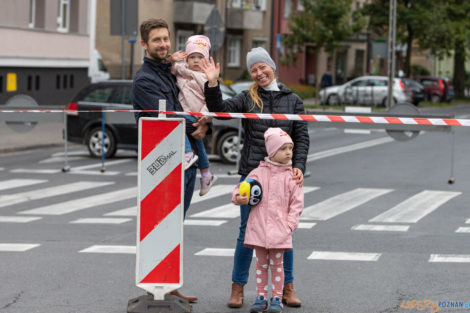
[132, 18, 209, 303]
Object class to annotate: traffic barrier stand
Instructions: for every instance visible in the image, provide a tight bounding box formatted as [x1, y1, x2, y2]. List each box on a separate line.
[128, 101, 190, 313]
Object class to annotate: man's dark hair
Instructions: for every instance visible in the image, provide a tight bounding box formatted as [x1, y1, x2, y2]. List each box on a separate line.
[140, 18, 170, 43]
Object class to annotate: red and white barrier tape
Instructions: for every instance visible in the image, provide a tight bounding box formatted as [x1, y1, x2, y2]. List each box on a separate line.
[0, 109, 469, 127]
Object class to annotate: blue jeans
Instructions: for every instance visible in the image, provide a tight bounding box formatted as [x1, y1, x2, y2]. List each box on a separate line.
[232, 176, 294, 285]
[184, 116, 209, 170]
[183, 166, 196, 218]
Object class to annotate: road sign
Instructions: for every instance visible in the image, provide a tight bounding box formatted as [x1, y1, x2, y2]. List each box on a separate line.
[136, 117, 185, 300]
[204, 7, 225, 51]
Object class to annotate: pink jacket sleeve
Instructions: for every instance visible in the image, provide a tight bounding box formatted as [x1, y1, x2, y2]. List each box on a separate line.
[287, 182, 304, 231]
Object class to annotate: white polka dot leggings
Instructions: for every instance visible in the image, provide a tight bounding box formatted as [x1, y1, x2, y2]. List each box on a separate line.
[254, 246, 285, 298]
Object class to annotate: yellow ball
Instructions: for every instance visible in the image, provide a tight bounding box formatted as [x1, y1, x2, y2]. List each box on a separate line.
[239, 180, 251, 196]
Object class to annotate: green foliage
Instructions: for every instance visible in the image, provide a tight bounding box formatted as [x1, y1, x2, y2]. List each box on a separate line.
[282, 0, 365, 64]
[410, 64, 430, 76]
[286, 84, 316, 99]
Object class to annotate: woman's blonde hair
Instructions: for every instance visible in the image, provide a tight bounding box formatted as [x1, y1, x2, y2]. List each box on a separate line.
[248, 83, 263, 112]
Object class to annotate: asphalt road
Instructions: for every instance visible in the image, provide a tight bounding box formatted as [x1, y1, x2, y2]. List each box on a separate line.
[1, 106, 470, 313]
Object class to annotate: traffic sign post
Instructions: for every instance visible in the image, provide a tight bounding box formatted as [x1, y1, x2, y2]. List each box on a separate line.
[128, 101, 189, 313]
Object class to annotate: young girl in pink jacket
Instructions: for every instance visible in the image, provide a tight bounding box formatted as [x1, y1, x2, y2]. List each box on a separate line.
[169, 35, 216, 196]
[232, 127, 304, 313]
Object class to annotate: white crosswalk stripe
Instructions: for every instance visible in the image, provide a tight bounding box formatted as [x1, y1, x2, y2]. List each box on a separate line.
[351, 224, 409, 232]
[301, 188, 393, 221]
[429, 254, 470, 263]
[191, 186, 319, 219]
[307, 251, 381, 261]
[10, 169, 61, 174]
[0, 181, 114, 208]
[70, 218, 132, 224]
[0, 243, 40, 252]
[79, 245, 136, 254]
[0, 179, 47, 191]
[369, 190, 461, 223]
[104, 206, 136, 216]
[18, 187, 137, 215]
[184, 219, 227, 226]
[0, 216, 42, 223]
[195, 248, 236, 257]
[191, 184, 236, 204]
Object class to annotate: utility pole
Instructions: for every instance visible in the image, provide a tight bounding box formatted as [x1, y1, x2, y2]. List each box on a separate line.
[386, 0, 397, 109]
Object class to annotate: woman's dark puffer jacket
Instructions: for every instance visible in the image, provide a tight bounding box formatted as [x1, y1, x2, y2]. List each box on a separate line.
[204, 82, 309, 177]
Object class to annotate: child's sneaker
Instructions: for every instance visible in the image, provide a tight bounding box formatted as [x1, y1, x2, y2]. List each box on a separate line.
[184, 153, 198, 170]
[199, 174, 217, 196]
[250, 295, 268, 313]
[267, 296, 283, 313]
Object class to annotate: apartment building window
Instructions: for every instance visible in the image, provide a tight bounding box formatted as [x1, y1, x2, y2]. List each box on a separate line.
[176, 30, 193, 52]
[253, 0, 266, 11]
[297, 1, 304, 11]
[284, 0, 292, 18]
[29, 0, 36, 28]
[231, 0, 242, 8]
[252, 38, 267, 49]
[57, 0, 70, 32]
[228, 38, 241, 67]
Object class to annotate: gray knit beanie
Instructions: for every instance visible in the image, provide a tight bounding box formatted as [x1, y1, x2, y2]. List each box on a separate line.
[246, 47, 276, 72]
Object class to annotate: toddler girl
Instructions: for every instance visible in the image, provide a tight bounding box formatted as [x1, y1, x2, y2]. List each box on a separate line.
[170, 35, 216, 196]
[232, 127, 304, 313]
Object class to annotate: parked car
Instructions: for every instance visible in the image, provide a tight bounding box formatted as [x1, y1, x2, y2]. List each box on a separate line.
[402, 78, 425, 105]
[230, 81, 252, 94]
[414, 76, 454, 103]
[66, 80, 242, 163]
[319, 76, 411, 107]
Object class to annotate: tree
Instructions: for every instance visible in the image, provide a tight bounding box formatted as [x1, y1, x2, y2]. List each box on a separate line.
[363, 0, 438, 77]
[364, 0, 470, 97]
[282, 0, 365, 102]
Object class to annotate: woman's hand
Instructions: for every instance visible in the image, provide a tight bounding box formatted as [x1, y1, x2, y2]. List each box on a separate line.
[293, 167, 304, 186]
[236, 192, 249, 205]
[201, 57, 220, 87]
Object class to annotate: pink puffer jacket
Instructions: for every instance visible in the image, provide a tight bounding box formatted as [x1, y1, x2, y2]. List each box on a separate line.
[232, 159, 304, 249]
[172, 62, 208, 114]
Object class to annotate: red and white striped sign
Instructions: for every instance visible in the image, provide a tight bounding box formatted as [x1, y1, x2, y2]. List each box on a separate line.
[136, 117, 185, 299]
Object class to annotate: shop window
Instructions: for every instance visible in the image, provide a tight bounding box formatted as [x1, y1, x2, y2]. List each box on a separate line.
[35, 75, 40, 90]
[0, 76, 3, 93]
[63, 75, 68, 89]
[56, 75, 61, 89]
[70, 75, 74, 88]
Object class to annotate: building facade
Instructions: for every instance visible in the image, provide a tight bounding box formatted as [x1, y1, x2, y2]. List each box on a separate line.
[0, 0, 91, 106]
[96, 0, 272, 82]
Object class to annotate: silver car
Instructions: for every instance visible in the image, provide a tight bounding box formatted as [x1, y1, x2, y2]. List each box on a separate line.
[319, 76, 411, 107]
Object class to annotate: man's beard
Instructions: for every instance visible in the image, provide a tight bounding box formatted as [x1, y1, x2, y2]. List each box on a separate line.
[147, 48, 169, 62]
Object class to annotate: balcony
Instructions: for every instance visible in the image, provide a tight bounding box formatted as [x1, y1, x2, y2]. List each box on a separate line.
[226, 7, 263, 30]
[173, 1, 215, 25]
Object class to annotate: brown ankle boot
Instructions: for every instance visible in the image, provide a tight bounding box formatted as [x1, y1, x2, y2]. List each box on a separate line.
[227, 283, 244, 308]
[282, 282, 301, 307]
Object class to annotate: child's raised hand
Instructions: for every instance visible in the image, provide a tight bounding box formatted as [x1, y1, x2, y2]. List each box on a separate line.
[169, 50, 187, 63]
[236, 192, 249, 205]
[201, 57, 220, 86]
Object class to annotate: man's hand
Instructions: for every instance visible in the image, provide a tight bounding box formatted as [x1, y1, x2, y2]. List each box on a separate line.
[236, 193, 249, 205]
[293, 167, 304, 186]
[201, 57, 220, 87]
[191, 122, 209, 140]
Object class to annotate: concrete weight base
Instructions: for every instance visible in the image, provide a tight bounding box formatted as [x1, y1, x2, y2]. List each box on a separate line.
[127, 294, 191, 313]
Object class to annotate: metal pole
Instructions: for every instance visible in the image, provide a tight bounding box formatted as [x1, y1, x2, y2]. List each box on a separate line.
[130, 41, 135, 79]
[100, 111, 106, 173]
[386, 0, 397, 109]
[448, 130, 456, 184]
[62, 111, 70, 172]
[228, 119, 242, 175]
[121, 0, 126, 80]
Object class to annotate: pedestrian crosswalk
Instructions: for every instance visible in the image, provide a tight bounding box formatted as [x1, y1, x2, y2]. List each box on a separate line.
[0, 177, 466, 264]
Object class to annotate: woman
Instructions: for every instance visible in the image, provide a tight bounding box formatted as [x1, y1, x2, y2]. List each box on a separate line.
[201, 47, 309, 308]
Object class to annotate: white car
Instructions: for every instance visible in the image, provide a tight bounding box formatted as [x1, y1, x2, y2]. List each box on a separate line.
[319, 76, 411, 107]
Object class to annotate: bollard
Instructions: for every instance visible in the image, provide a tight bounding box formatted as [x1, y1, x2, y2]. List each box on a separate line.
[129, 107, 190, 313]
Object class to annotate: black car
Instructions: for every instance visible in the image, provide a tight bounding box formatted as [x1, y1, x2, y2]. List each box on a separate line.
[402, 78, 425, 105]
[66, 80, 242, 163]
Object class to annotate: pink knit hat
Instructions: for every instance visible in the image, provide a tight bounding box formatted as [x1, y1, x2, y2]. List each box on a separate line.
[264, 127, 293, 157]
[185, 35, 211, 60]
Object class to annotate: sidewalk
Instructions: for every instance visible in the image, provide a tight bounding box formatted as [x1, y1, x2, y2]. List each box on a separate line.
[0, 120, 64, 154]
